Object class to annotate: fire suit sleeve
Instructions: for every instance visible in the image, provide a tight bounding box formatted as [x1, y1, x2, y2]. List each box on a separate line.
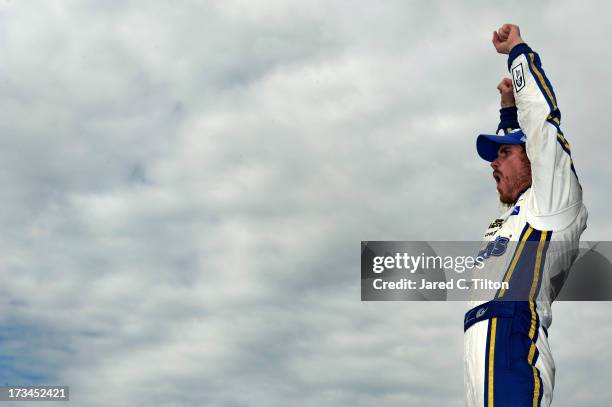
[507, 44, 583, 230]
[496, 106, 520, 135]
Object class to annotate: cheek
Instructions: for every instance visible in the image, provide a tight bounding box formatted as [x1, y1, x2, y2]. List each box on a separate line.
[509, 158, 524, 173]
[515, 159, 530, 177]
[523, 160, 532, 177]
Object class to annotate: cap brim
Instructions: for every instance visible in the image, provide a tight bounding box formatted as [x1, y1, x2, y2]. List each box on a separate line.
[476, 133, 525, 162]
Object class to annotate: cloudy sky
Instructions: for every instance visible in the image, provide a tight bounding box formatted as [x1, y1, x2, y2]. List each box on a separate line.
[1, 0, 611, 406]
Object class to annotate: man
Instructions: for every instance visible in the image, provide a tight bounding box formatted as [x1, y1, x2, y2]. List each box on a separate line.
[464, 24, 587, 406]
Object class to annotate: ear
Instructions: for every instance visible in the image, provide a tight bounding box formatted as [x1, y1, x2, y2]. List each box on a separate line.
[519, 145, 531, 165]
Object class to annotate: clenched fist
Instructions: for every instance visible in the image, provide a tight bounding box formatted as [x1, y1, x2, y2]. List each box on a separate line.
[492, 24, 524, 54]
[497, 78, 514, 108]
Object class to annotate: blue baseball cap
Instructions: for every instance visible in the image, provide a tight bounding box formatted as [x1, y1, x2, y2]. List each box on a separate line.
[476, 128, 526, 162]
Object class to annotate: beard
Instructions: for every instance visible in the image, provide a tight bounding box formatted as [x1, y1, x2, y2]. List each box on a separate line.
[498, 171, 532, 204]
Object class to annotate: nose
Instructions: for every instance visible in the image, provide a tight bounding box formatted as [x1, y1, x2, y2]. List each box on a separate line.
[490, 159, 499, 170]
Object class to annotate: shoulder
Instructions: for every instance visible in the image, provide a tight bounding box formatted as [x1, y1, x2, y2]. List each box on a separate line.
[522, 188, 586, 231]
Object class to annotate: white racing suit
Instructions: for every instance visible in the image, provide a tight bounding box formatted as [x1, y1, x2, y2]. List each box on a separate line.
[464, 44, 587, 406]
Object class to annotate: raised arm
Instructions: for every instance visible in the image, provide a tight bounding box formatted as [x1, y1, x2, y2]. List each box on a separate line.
[494, 78, 520, 136]
[493, 24, 582, 230]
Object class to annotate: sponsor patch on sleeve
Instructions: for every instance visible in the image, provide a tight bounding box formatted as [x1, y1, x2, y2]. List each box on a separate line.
[512, 63, 525, 92]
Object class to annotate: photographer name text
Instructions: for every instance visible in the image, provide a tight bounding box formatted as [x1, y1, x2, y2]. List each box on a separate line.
[372, 278, 508, 290]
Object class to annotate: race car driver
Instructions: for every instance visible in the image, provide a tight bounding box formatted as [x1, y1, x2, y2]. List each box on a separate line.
[464, 24, 587, 406]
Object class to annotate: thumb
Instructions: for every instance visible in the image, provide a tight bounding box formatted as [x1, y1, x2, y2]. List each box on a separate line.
[492, 31, 501, 45]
